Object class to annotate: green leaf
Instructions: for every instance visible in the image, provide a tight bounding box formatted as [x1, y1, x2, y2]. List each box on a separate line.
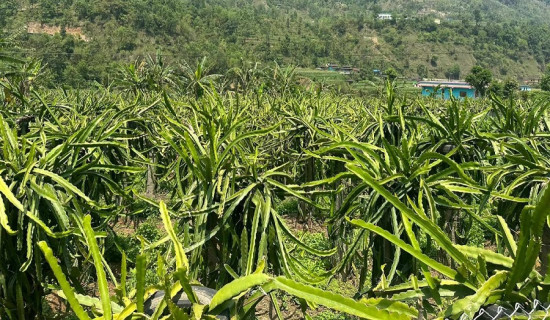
[246, 195, 262, 275]
[70, 142, 127, 148]
[38, 241, 91, 320]
[506, 185, 550, 297]
[456, 245, 514, 269]
[349, 219, 458, 281]
[0, 54, 25, 64]
[160, 201, 189, 271]
[346, 164, 477, 277]
[216, 122, 282, 172]
[33, 168, 94, 204]
[119, 252, 127, 300]
[266, 178, 327, 210]
[0, 175, 24, 211]
[445, 271, 508, 318]
[83, 215, 112, 319]
[136, 253, 146, 313]
[209, 273, 271, 311]
[401, 211, 439, 302]
[360, 298, 418, 318]
[26, 211, 73, 238]
[274, 211, 336, 257]
[420, 152, 477, 185]
[0, 195, 17, 235]
[497, 216, 517, 257]
[264, 277, 410, 320]
[54, 291, 124, 314]
[174, 268, 198, 305]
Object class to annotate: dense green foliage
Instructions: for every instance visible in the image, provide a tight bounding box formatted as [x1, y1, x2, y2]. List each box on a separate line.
[2, 46, 550, 319]
[2, 0, 550, 87]
[466, 65, 493, 97]
[542, 64, 550, 92]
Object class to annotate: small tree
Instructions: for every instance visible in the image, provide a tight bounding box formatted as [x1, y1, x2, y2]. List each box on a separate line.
[542, 76, 550, 92]
[473, 9, 482, 26]
[417, 64, 428, 79]
[502, 78, 519, 98]
[430, 55, 438, 67]
[486, 78, 518, 98]
[445, 64, 461, 80]
[466, 65, 492, 97]
[487, 80, 504, 97]
[384, 67, 398, 82]
[541, 64, 550, 92]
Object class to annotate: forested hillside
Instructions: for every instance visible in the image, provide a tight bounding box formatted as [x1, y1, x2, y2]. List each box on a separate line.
[2, 0, 550, 86]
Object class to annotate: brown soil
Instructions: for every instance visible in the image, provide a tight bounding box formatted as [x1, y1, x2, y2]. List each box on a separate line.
[254, 294, 303, 320]
[111, 216, 137, 236]
[255, 293, 350, 319]
[255, 296, 276, 320]
[27, 22, 90, 42]
[45, 293, 68, 316]
[281, 214, 328, 236]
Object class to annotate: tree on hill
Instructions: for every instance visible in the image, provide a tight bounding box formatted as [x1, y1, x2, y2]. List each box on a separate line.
[466, 66, 492, 97]
[445, 64, 461, 80]
[541, 64, 550, 92]
[384, 67, 398, 81]
[487, 80, 504, 97]
[417, 65, 428, 79]
[502, 78, 519, 98]
[488, 78, 519, 98]
[7, 0, 550, 86]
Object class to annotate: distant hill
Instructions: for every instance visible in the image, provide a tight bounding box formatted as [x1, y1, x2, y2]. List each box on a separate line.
[2, 0, 550, 86]
[372, 0, 550, 21]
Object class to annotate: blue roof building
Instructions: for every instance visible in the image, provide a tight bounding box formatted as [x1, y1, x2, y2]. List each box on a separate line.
[520, 85, 532, 92]
[326, 63, 339, 71]
[418, 80, 477, 99]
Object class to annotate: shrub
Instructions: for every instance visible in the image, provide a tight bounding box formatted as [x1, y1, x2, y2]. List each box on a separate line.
[277, 197, 299, 216]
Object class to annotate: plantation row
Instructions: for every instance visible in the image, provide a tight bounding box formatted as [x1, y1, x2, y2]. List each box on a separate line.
[1, 59, 550, 319]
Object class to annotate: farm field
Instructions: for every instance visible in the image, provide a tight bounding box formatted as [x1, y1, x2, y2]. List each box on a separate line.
[295, 68, 422, 97]
[1, 59, 550, 320]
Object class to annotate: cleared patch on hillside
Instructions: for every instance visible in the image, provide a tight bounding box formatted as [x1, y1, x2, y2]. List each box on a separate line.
[27, 22, 89, 42]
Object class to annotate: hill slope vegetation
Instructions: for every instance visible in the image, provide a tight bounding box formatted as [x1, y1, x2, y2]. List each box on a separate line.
[2, 0, 550, 86]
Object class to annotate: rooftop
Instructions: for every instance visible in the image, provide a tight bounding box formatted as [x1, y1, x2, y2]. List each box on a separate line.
[418, 80, 474, 89]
